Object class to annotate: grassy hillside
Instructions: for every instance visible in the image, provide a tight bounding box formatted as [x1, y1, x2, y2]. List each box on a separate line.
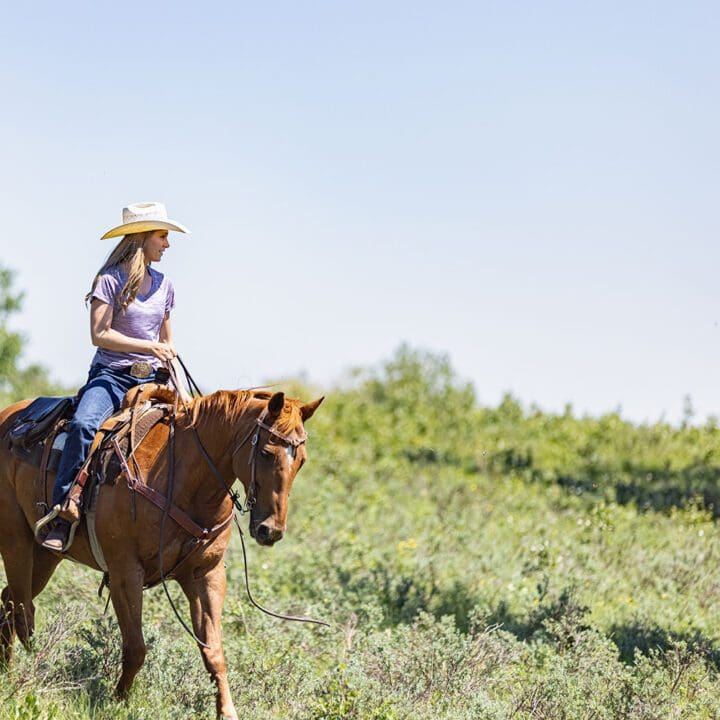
[2, 346, 720, 719]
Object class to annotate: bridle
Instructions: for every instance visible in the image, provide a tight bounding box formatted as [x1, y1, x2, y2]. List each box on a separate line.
[231, 408, 308, 516]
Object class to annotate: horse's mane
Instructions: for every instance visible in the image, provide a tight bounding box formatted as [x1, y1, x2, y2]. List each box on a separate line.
[187, 389, 302, 435]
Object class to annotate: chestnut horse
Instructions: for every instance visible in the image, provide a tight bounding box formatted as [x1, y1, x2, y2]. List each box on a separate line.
[0, 388, 323, 720]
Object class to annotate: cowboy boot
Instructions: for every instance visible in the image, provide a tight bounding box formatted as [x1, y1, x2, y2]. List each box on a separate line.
[41, 519, 71, 552]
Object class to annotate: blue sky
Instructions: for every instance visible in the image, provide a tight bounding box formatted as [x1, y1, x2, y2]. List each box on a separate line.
[1, 1, 718, 423]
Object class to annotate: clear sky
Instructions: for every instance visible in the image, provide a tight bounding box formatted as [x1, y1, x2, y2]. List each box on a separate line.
[1, 1, 718, 424]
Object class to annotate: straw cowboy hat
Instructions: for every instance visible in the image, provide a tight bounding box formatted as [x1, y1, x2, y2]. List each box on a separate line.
[101, 201, 190, 240]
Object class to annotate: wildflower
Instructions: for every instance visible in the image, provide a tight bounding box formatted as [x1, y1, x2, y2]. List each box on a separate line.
[397, 538, 417, 552]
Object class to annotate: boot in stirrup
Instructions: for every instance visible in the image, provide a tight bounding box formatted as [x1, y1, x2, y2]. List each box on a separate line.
[41, 518, 72, 552]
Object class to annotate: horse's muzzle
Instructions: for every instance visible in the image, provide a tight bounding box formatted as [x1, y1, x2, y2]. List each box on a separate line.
[252, 521, 284, 546]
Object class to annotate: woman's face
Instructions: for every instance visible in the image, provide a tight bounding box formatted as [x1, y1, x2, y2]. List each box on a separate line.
[143, 230, 170, 263]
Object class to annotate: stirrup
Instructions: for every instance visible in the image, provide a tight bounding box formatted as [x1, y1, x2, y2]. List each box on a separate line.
[62, 518, 80, 552]
[34, 504, 61, 542]
[34, 506, 80, 552]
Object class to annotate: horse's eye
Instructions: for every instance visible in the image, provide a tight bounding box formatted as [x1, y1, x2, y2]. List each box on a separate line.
[260, 448, 272, 459]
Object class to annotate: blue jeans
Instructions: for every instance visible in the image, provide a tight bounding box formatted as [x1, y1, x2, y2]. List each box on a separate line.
[51, 365, 153, 507]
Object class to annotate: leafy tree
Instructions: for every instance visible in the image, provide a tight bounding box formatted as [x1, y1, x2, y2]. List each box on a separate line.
[0, 265, 69, 406]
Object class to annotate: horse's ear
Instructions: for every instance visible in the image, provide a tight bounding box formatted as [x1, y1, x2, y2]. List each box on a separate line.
[300, 396, 324, 422]
[267, 392, 285, 416]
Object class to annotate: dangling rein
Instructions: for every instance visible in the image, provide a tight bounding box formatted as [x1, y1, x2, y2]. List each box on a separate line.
[161, 357, 330, 644]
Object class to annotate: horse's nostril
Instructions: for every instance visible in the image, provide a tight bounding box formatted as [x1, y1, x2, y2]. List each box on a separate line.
[256, 523, 284, 544]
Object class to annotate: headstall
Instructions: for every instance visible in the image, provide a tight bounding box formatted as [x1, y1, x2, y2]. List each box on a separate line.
[234, 408, 308, 514]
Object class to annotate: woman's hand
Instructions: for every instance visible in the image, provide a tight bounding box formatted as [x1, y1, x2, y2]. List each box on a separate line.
[147, 341, 177, 362]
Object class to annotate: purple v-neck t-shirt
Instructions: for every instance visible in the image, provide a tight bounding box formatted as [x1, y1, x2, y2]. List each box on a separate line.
[90, 265, 175, 370]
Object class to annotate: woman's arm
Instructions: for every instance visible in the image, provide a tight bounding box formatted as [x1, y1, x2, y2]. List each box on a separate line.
[159, 313, 174, 348]
[90, 299, 176, 362]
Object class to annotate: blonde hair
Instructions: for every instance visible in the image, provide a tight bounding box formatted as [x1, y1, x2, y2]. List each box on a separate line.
[86, 232, 149, 311]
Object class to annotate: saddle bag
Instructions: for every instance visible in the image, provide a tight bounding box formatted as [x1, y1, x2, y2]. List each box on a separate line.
[6, 396, 75, 454]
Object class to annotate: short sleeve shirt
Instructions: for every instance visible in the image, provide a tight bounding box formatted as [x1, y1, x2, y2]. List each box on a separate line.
[91, 265, 175, 369]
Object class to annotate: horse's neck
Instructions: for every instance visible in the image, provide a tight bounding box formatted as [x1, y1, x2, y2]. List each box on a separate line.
[165, 420, 235, 529]
[182, 396, 262, 497]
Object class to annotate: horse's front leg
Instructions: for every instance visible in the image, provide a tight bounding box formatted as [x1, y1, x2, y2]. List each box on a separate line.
[108, 563, 146, 700]
[178, 561, 237, 720]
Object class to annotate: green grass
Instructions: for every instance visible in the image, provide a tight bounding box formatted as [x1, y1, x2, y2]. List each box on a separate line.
[2, 346, 720, 719]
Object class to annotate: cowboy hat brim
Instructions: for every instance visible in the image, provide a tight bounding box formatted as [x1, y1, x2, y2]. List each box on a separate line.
[101, 219, 190, 240]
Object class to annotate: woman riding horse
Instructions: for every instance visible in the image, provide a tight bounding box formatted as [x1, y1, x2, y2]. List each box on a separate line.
[0, 207, 325, 717]
[42, 201, 189, 551]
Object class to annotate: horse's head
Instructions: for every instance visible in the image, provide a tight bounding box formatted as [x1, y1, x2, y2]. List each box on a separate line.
[233, 391, 323, 546]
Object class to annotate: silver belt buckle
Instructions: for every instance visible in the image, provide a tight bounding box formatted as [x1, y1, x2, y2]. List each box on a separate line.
[129, 361, 153, 379]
